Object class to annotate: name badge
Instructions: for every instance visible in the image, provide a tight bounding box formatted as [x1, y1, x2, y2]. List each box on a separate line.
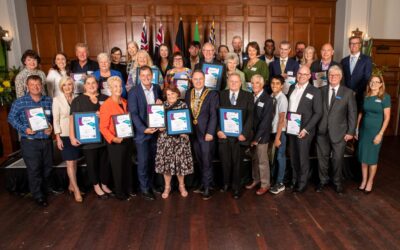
[335, 96, 342, 100]
[306, 93, 314, 100]
[257, 102, 264, 108]
[251, 67, 257, 72]
[375, 99, 382, 103]
[45, 109, 51, 115]
[287, 71, 294, 76]
[87, 71, 94, 75]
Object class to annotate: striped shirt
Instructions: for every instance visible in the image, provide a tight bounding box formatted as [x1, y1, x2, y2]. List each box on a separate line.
[8, 94, 53, 139]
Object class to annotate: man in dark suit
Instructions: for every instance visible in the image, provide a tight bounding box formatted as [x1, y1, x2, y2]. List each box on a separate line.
[232, 35, 248, 70]
[128, 65, 163, 201]
[291, 41, 306, 64]
[217, 73, 254, 199]
[69, 43, 99, 74]
[245, 74, 274, 196]
[195, 42, 227, 90]
[287, 66, 322, 192]
[185, 70, 219, 200]
[316, 65, 357, 194]
[341, 36, 372, 111]
[310, 43, 341, 86]
[259, 39, 278, 66]
[269, 41, 300, 94]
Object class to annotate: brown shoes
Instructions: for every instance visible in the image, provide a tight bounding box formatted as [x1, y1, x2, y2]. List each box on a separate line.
[256, 187, 269, 196]
[245, 181, 260, 190]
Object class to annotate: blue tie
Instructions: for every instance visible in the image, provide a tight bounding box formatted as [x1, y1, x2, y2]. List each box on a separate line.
[350, 56, 356, 74]
[230, 93, 236, 105]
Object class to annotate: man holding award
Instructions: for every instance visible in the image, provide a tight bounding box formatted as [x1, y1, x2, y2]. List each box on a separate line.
[8, 75, 54, 207]
[217, 73, 254, 199]
[128, 65, 163, 201]
[316, 65, 357, 194]
[185, 70, 219, 200]
[287, 66, 322, 193]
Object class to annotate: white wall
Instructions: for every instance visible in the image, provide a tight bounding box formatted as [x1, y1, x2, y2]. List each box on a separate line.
[369, 0, 400, 39]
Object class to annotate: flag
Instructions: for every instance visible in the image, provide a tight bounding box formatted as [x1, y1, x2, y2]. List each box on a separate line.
[140, 19, 149, 51]
[174, 17, 186, 57]
[154, 22, 164, 62]
[193, 20, 200, 42]
[209, 19, 215, 45]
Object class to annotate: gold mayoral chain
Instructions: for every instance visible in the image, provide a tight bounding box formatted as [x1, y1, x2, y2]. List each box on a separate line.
[190, 88, 210, 125]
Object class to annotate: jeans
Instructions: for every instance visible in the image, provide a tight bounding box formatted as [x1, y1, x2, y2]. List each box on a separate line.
[272, 132, 287, 184]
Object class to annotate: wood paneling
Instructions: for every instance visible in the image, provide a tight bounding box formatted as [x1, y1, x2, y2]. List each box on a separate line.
[27, 0, 336, 72]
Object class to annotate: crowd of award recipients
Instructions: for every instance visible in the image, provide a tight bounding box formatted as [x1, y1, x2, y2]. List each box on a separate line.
[7, 35, 391, 207]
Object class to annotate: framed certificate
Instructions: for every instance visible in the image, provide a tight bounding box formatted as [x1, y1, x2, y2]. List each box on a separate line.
[73, 112, 101, 144]
[112, 113, 134, 138]
[147, 104, 165, 128]
[283, 76, 296, 95]
[219, 108, 242, 137]
[100, 81, 111, 96]
[72, 73, 85, 94]
[166, 109, 192, 135]
[25, 107, 49, 132]
[174, 78, 189, 98]
[136, 66, 161, 86]
[202, 63, 223, 90]
[286, 112, 302, 135]
[313, 71, 328, 88]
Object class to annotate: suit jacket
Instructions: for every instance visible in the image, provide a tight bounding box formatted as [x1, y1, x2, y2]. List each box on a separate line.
[252, 91, 274, 144]
[195, 59, 227, 90]
[52, 94, 72, 137]
[291, 56, 302, 64]
[218, 89, 254, 145]
[340, 54, 372, 99]
[287, 83, 322, 135]
[237, 51, 249, 70]
[317, 85, 357, 143]
[259, 55, 279, 63]
[269, 57, 300, 82]
[128, 84, 162, 143]
[185, 88, 219, 140]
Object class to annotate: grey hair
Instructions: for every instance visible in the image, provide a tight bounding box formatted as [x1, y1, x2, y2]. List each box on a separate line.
[251, 74, 265, 86]
[328, 65, 343, 77]
[224, 52, 239, 65]
[97, 52, 110, 63]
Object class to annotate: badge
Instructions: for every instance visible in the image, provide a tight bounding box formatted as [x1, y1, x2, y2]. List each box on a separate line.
[257, 102, 264, 107]
[306, 93, 314, 100]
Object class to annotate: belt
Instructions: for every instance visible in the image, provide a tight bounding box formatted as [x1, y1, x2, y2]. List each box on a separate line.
[22, 137, 51, 141]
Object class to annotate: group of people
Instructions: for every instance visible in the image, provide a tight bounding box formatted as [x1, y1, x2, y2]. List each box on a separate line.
[7, 35, 391, 207]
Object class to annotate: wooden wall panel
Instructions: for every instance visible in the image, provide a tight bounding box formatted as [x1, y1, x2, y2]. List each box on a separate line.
[27, 0, 336, 72]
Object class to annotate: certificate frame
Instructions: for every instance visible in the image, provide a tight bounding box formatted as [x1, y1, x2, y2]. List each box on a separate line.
[73, 112, 101, 144]
[136, 66, 161, 86]
[147, 104, 166, 128]
[286, 112, 302, 136]
[219, 107, 243, 137]
[313, 71, 328, 88]
[166, 109, 192, 135]
[202, 63, 223, 90]
[112, 113, 134, 138]
[71, 73, 86, 94]
[174, 78, 190, 98]
[24, 107, 49, 132]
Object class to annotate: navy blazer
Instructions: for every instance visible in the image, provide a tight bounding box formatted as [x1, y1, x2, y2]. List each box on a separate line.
[185, 88, 219, 140]
[128, 84, 162, 143]
[259, 55, 279, 63]
[252, 91, 274, 144]
[340, 54, 372, 103]
[269, 58, 300, 83]
[287, 83, 322, 135]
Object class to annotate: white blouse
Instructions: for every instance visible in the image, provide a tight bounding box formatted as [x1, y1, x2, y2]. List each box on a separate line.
[46, 69, 67, 98]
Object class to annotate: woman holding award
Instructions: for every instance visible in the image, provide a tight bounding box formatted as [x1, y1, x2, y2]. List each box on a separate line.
[155, 86, 194, 199]
[164, 52, 192, 98]
[53, 76, 82, 203]
[69, 75, 112, 199]
[242, 42, 269, 88]
[99, 76, 134, 200]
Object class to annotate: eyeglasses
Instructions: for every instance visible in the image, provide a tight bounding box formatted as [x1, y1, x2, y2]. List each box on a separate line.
[174, 57, 183, 61]
[329, 74, 341, 78]
[297, 73, 310, 76]
[349, 42, 361, 45]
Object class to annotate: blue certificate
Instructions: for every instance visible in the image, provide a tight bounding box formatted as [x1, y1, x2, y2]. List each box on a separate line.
[73, 112, 101, 144]
[166, 109, 192, 135]
[202, 63, 223, 90]
[219, 108, 243, 137]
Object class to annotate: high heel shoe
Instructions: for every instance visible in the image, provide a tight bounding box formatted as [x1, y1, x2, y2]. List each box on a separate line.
[179, 184, 188, 198]
[97, 193, 109, 200]
[162, 186, 171, 199]
[73, 191, 83, 203]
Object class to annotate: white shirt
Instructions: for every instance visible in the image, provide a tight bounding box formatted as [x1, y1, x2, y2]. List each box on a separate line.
[289, 82, 308, 112]
[195, 88, 204, 98]
[142, 85, 155, 104]
[350, 52, 360, 61]
[328, 85, 340, 106]
[265, 56, 275, 66]
[254, 90, 264, 103]
[46, 69, 67, 98]
[271, 91, 288, 133]
[229, 90, 239, 105]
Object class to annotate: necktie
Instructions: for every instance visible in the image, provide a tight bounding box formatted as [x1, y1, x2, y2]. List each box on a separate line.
[238, 53, 242, 68]
[230, 92, 236, 105]
[350, 56, 356, 74]
[329, 88, 336, 108]
[280, 60, 286, 74]
[194, 92, 200, 113]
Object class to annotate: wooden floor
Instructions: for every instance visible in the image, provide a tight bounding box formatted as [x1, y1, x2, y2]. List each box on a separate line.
[0, 138, 399, 250]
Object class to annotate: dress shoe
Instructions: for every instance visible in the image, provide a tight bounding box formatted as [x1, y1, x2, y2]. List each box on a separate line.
[233, 190, 241, 199]
[152, 187, 163, 195]
[128, 192, 137, 197]
[316, 183, 326, 193]
[364, 189, 372, 195]
[357, 186, 365, 192]
[116, 194, 129, 201]
[220, 185, 229, 192]
[286, 183, 297, 190]
[142, 191, 155, 201]
[193, 186, 204, 194]
[335, 186, 344, 194]
[47, 187, 64, 196]
[36, 198, 48, 207]
[245, 181, 260, 190]
[105, 191, 116, 197]
[256, 187, 269, 196]
[202, 188, 212, 200]
[293, 186, 306, 193]
[97, 193, 109, 200]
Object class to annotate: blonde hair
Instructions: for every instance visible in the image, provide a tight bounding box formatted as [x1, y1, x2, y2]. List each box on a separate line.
[366, 75, 386, 100]
[75, 43, 89, 53]
[59, 76, 75, 92]
[107, 76, 122, 89]
[133, 50, 153, 68]
[302, 46, 317, 65]
[127, 41, 139, 62]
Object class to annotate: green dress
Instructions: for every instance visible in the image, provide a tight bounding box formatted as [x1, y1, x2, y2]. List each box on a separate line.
[357, 94, 391, 164]
[242, 59, 269, 90]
